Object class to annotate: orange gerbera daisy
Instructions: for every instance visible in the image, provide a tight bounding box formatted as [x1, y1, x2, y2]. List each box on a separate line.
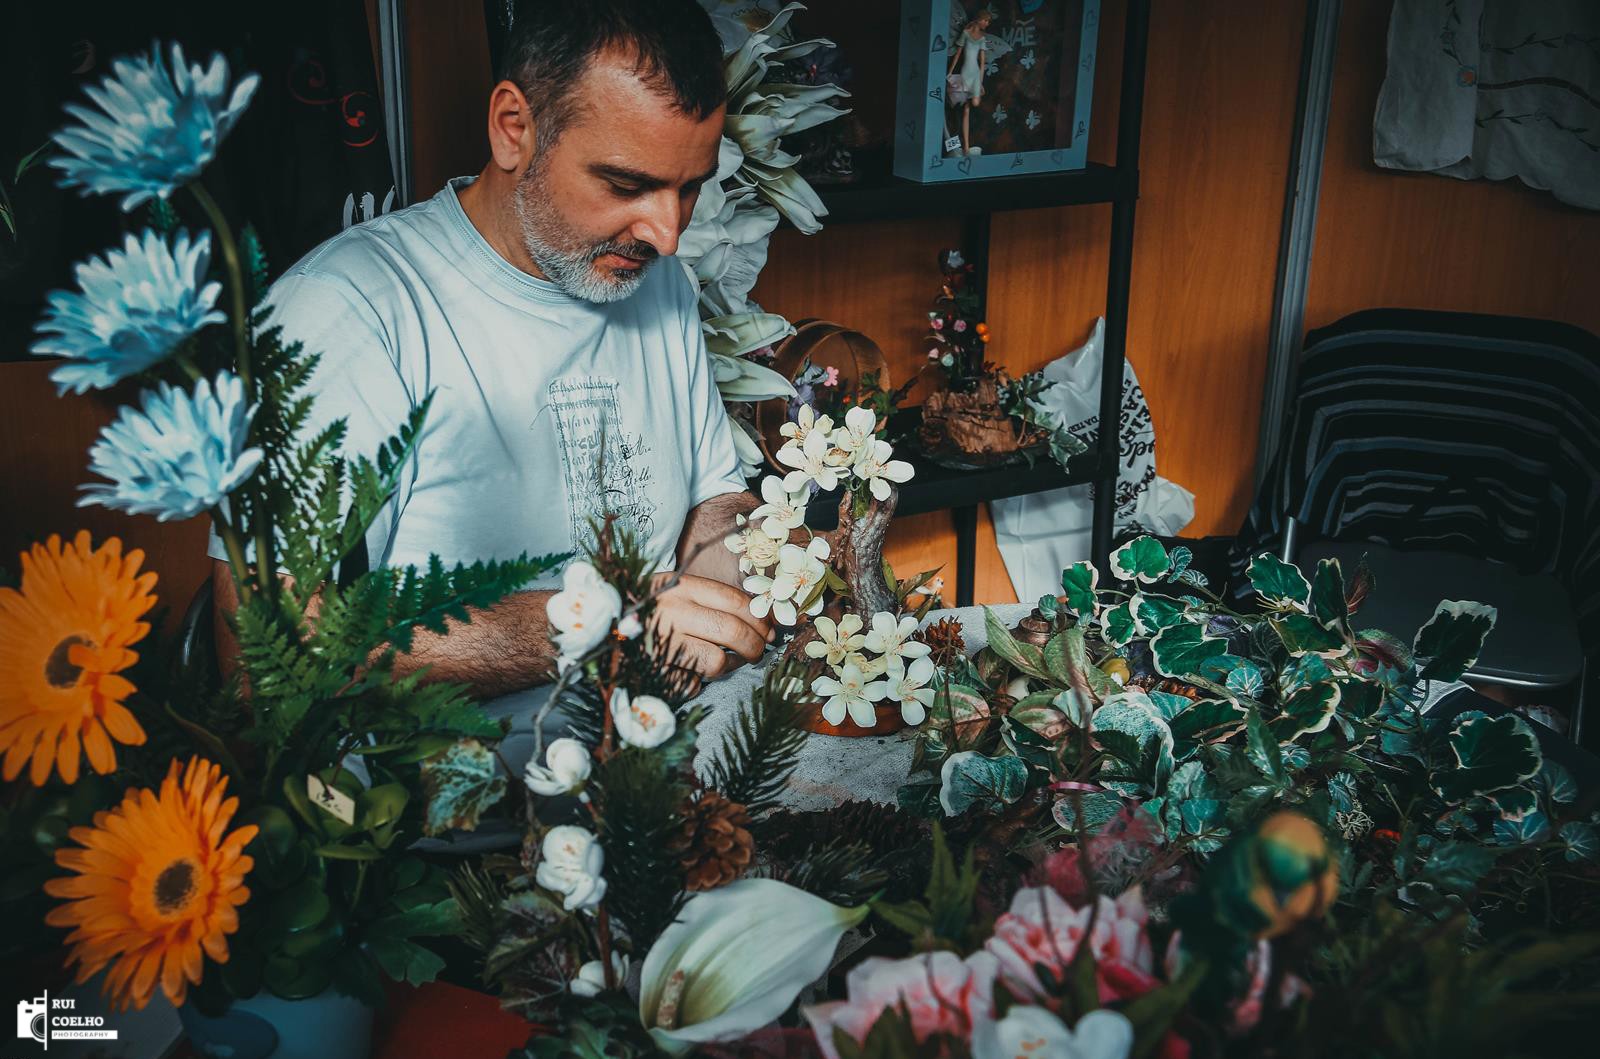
[45, 757, 259, 1011]
[0, 531, 157, 785]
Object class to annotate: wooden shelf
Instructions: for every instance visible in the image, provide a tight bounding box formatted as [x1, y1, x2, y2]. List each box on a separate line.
[801, 446, 1107, 531]
[813, 162, 1136, 225]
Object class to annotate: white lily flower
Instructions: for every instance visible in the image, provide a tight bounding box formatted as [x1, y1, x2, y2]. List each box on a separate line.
[883, 655, 937, 726]
[778, 424, 842, 493]
[570, 952, 629, 998]
[851, 438, 915, 501]
[639, 878, 868, 1054]
[811, 661, 889, 728]
[610, 688, 677, 749]
[972, 1007, 1134, 1059]
[524, 737, 592, 797]
[863, 611, 932, 677]
[536, 825, 607, 912]
[751, 474, 808, 538]
[547, 561, 622, 663]
[804, 613, 866, 668]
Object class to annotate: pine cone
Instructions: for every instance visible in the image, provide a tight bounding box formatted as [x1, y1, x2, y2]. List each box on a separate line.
[916, 616, 968, 668]
[671, 791, 754, 892]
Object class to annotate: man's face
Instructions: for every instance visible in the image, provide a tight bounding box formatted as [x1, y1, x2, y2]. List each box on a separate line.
[513, 51, 725, 304]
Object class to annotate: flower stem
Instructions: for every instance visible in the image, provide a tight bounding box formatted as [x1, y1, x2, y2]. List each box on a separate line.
[212, 510, 253, 606]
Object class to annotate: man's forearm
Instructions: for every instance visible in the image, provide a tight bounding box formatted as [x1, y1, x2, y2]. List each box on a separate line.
[390, 589, 559, 698]
[677, 489, 760, 587]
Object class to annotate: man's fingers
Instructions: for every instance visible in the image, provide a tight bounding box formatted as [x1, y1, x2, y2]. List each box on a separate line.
[669, 633, 729, 680]
[665, 572, 775, 642]
[656, 600, 767, 665]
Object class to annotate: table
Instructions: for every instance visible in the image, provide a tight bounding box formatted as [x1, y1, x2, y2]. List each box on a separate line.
[690, 603, 1033, 808]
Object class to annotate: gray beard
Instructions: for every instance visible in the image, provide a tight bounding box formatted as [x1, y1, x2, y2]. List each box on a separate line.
[513, 168, 656, 304]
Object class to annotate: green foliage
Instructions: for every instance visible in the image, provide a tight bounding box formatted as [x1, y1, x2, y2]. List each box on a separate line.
[704, 659, 809, 816]
[872, 825, 980, 950]
[419, 739, 507, 836]
[592, 747, 689, 952]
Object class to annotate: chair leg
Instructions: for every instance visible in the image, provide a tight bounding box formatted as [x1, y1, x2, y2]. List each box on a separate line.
[1574, 656, 1589, 748]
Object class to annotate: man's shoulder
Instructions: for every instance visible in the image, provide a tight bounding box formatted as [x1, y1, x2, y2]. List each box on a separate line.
[273, 194, 453, 300]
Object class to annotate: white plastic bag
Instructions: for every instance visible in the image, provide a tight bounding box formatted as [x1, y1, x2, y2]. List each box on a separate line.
[990, 319, 1194, 601]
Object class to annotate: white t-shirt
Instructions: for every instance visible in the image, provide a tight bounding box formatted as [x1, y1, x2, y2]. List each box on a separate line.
[209, 175, 747, 585]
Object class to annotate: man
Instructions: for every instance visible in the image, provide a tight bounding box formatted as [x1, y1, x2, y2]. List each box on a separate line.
[212, 0, 772, 703]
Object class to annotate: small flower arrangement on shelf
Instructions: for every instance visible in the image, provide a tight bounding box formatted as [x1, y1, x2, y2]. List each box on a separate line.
[915, 249, 1086, 471]
[7, 42, 552, 1019]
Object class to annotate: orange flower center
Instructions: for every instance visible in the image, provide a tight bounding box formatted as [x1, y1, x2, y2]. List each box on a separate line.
[44, 635, 91, 688]
[153, 859, 198, 916]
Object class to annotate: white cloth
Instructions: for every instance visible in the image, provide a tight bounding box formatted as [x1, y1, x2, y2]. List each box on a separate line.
[207, 175, 748, 586]
[1375, 0, 1600, 210]
[991, 319, 1194, 602]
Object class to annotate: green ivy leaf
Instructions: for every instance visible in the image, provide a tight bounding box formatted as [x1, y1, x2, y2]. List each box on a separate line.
[938, 751, 1029, 816]
[1111, 535, 1170, 583]
[1493, 809, 1550, 846]
[1101, 601, 1138, 647]
[1540, 759, 1579, 805]
[1273, 613, 1350, 659]
[1166, 545, 1193, 580]
[1418, 841, 1501, 894]
[1224, 661, 1265, 699]
[1432, 711, 1542, 803]
[1244, 709, 1287, 783]
[1271, 682, 1341, 743]
[1092, 692, 1175, 795]
[1060, 561, 1100, 618]
[1489, 785, 1538, 820]
[1168, 698, 1249, 749]
[1134, 594, 1188, 633]
[419, 738, 507, 836]
[1248, 553, 1310, 608]
[1562, 821, 1600, 863]
[1413, 600, 1498, 681]
[1308, 558, 1349, 631]
[1150, 622, 1227, 679]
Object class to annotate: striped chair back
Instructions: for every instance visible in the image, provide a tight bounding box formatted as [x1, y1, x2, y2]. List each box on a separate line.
[1234, 309, 1600, 649]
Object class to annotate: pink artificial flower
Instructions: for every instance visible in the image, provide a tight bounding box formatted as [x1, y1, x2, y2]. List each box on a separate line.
[985, 886, 1156, 1004]
[1165, 935, 1310, 1038]
[804, 951, 999, 1059]
[953, 319, 968, 332]
[928, 349, 941, 360]
[822, 366, 840, 388]
[931, 317, 945, 331]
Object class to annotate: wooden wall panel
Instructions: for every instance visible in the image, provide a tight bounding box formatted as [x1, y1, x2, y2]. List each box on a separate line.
[1306, 0, 1600, 336]
[0, 361, 211, 629]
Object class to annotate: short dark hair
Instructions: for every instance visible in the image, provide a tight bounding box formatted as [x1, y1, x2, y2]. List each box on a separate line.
[499, 0, 727, 155]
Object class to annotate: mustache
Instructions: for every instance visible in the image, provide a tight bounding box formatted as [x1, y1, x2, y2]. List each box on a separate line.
[589, 239, 659, 263]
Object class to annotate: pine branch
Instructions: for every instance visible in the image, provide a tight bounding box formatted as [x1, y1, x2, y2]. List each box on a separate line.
[592, 748, 688, 950]
[705, 658, 809, 816]
[781, 836, 888, 906]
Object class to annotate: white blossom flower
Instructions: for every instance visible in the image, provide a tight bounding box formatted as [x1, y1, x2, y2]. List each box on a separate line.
[811, 661, 890, 727]
[548, 561, 622, 663]
[778, 403, 834, 451]
[617, 613, 643, 640]
[751, 474, 808, 538]
[844, 649, 889, 679]
[610, 688, 677, 749]
[863, 612, 932, 677]
[537, 825, 607, 912]
[571, 953, 629, 997]
[778, 428, 842, 493]
[524, 737, 592, 797]
[746, 536, 830, 626]
[832, 406, 878, 462]
[883, 656, 937, 726]
[804, 613, 866, 668]
[851, 438, 915, 501]
[726, 521, 784, 574]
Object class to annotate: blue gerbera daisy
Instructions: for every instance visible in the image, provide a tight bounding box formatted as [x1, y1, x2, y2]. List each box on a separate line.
[49, 42, 259, 212]
[81, 372, 263, 521]
[32, 229, 224, 394]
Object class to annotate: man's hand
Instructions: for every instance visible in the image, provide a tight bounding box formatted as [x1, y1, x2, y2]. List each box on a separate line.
[649, 571, 774, 679]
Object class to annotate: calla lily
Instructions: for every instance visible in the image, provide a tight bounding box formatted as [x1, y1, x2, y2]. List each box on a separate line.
[704, 312, 798, 362]
[639, 878, 868, 1054]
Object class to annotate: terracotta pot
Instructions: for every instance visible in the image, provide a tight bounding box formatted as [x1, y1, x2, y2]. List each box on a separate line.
[796, 701, 909, 737]
[754, 320, 891, 470]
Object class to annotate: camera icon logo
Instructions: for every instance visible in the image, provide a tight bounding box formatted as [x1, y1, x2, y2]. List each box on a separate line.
[17, 995, 49, 1046]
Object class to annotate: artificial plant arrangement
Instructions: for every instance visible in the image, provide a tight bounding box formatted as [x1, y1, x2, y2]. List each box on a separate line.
[867, 538, 1600, 1056]
[679, 1, 854, 477]
[915, 249, 1085, 471]
[6, 43, 554, 1014]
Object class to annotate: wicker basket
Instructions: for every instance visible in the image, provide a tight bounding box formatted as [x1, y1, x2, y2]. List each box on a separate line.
[753, 320, 890, 471]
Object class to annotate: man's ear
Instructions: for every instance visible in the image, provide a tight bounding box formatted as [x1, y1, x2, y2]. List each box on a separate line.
[486, 79, 535, 175]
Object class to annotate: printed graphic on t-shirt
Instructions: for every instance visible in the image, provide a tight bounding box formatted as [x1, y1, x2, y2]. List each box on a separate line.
[548, 375, 658, 556]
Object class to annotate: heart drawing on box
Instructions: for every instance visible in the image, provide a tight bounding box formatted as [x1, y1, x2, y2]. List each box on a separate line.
[1011, 152, 1025, 168]
[930, 151, 946, 169]
[1050, 149, 1065, 164]
[958, 155, 974, 175]
[931, 33, 946, 52]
